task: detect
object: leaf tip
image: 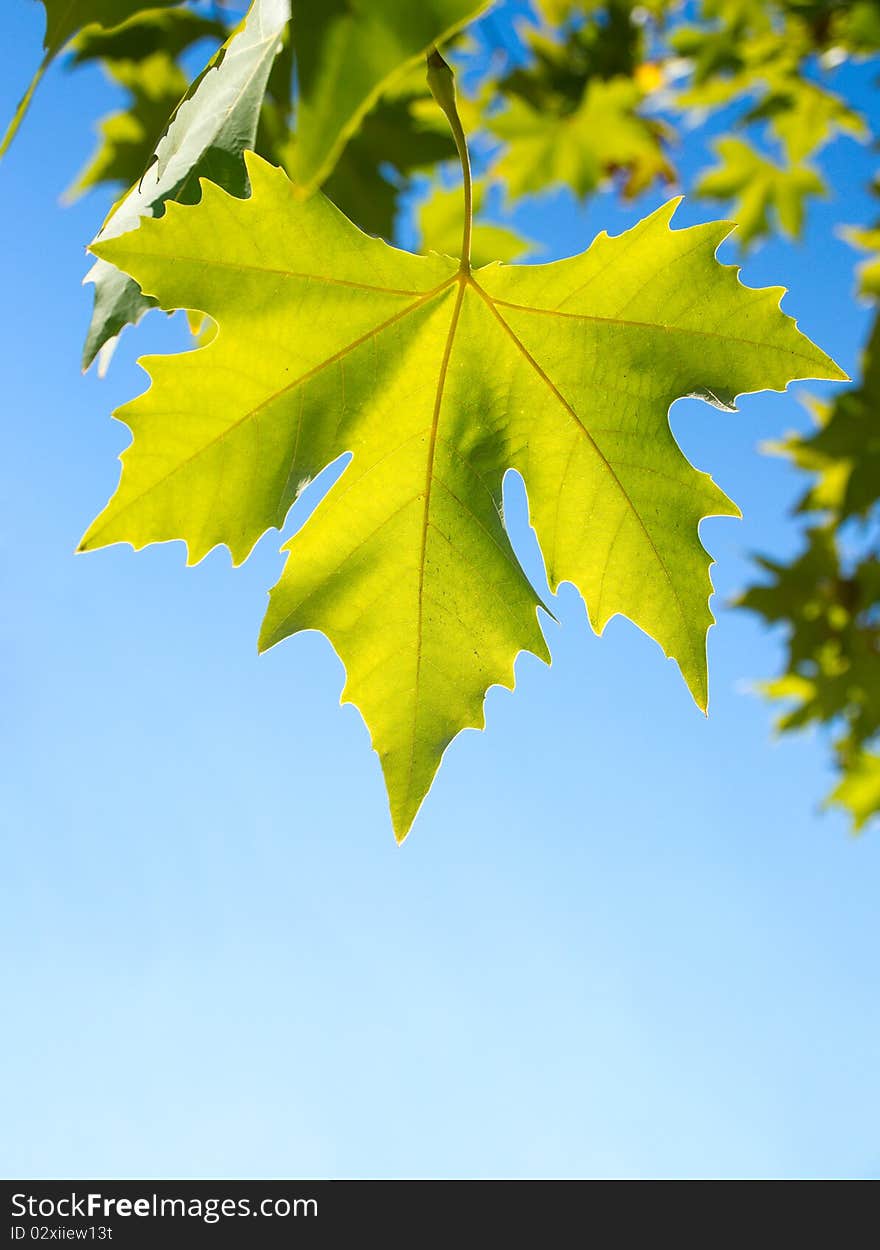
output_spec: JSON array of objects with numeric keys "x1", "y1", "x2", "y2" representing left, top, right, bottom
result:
[
  {"x1": 680, "y1": 656, "x2": 710, "y2": 716},
  {"x1": 393, "y1": 822, "x2": 413, "y2": 846},
  {"x1": 690, "y1": 676, "x2": 710, "y2": 717},
  {"x1": 76, "y1": 524, "x2": 99, "y2": 554},
  {"x1": 664, "y1": 194, "x2": 685, "y2": 220}
]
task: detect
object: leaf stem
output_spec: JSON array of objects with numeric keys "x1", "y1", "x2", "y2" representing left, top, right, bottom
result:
[{"x1": 426, "y1": 48, "x2": 473, "y2": 274}]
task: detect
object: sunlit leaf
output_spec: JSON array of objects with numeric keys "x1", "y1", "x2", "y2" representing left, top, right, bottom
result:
[
  {"x1": 828, "y1": 752, "x2": 880, "y2": 831},
  {"x1": 80, "y1": 153, "x2": 841, "y2": 838}
]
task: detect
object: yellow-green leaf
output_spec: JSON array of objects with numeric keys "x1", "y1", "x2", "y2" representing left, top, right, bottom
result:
[
  {"x1": 828, "y1": 752, "x2": 880, "y2": 832},
  {"x1": 81, "y1": 153, "x2": 843, "y2": 840}
]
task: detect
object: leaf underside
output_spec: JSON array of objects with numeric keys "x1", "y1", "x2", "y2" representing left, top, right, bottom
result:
[
  {"x1": 82, "y1": 153, "x2": 843, "y2": 839},
  {"x1": 82, "y1": 0, "x2": 290, "y2": 372}
]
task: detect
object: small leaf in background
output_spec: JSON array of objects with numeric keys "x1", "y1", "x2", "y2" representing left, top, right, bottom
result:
[
  {"x1": 746, "y1": 79, "x2": 867, "y2": 163},
  {"x1": 80, "y1": 155, "x2": 841, "y2": 839},
  {"x1": 771, "y1": 319, "x2": 880, "y2": 521},
  {"x1": 742, "y1": 315, "x2": 880, "y2": 832},
  {"x1": 843, "y1": 224, "x2": 880, "y2": 301},
  {"x1": 828, "y1": 752, "x2": 880, "y2": 832},
  {"x1": 740, "y1": 527, "x2": 880, "y2": 831},
  {"x1": 695, "y1": 137, "x2": 824, "y2": 249},
  {"x1": 288, "y1": 0, "x2": 490, "y2": 194},
  {"x1": 491, "y1": 77, "x2": 673, "y2": 202},
  {"x1": 82, "y1": 0, "x2": 290, "y2": 373}
]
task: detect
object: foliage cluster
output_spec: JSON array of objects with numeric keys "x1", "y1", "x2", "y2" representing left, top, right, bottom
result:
[{"x1": 3, "y1": 0, "x2": 876, "y2": 835}]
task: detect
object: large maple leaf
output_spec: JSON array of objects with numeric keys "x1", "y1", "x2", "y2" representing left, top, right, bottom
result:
[{"x1": 80, "y1": 148, "x2": 843, "y2": 839}]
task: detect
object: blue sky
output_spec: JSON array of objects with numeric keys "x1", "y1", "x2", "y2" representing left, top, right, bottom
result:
[{"x1": 1, "y1": 1, "x2": 878, "y2": 1180}]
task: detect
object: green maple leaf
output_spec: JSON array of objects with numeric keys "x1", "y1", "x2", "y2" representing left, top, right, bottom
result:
[
  {"x1": 288, "y1": 0, "x2": 490, "y2": 193},
  {"x1": 79, "y1": 53, "x2": 842, "y2": 840},
  {"x1": 82, "y1": 0, "x2": 290, "y2": 372},
  {"x1": 39, "y1": 0, "x2": 183, "y2": 59},
  {"x1": 1, "y1": 0, "x2": 184, "y2": 158},
  {"x1": 68, "y1": 6, "x2": 227, "y2": 66}
]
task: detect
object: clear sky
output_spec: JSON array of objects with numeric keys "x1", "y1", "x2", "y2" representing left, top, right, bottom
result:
[{"x1": 1, "y1": 2, "x2": 878, "y2": 1180}]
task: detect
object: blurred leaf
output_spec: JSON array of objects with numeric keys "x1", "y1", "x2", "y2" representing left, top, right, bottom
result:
[
  {"x1": 696, "y1": 137, "x2": 824, "y2": 249},
  {"x1": 40, "y1": 0, "x2": 184, "y2": 59},
  {"x1": 772, "y1": 316, "x2": 880, "y2": 520},
  {"x1": 741, "y1": 525, "x2": 880, "y2": 827},
  {"x1": 829, "y1": 0, "x2": 880, "y2": 54},
  {"x1": 843, "y1": 224, "x2": 880, "y2": 301},
  {"x1": 509, "y1": 1, "x2": 652, "y2": 96},
  {"x1": 69, "y1": 6, "x2": 228, "y2": 65},
  {"x1": 66, "y1": 53, "x2": 189, "y2": 202},
  {"x1": 491, "y1": 76, "x2": 674, "y2": 201},
  {"x1": 741, "y1": 526, "x2": 857, "y2": 667},
  {"x1": 671, "y1": 9, "x2": 779, "y2": 102},
  {"x1": 1, "y1": 0, "x2": 185, "y2": 158},
  {"x1": 319, "y1": 76, "x2": 459, "y2": 239},
  {"x1": 417, "y1": 180, "x2": 532, "y2": 264},
  {"x1": 828, "y1": 751, "x2": 880, "y2": 831},
  {"x1": 288, "y1": 0, "x2": 490, "y2": 194},
  {"x1": 747, "y1": 79, "x2": 867, "y2": 162},
  {"x1": 255, "y1": 44, "x2": 459, "y2": 241}
]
